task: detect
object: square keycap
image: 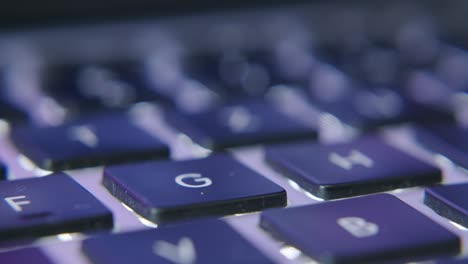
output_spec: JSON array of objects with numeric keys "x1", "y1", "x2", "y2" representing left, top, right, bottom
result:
[
  {"x1": 41, "y1": 62, "x2": 166, "y2": 113},
  {"x1": 312, "y1": 88, "x2": 452, "y2": 131},
  {"x1": 103, "y1": 155, "x2": 286, "y2": 223},
  {"x1": 165, "y1": 101, "x2": 317, "y2": 150},
  {"x1": 266, "y1": 136, "x2": 441, "y2": 199},
  {"x1": 425, "y1": 183, "x2": 468, "y2": 228},
  {"x1": 0, "y1": 173, "x2": 112, "y2": 242},
  {"x1": 10, "y1": 112, "x2": 169, "y2": 171},
  {"x1": 261, "y1": 194, "x2": 460, "y2": 264},
  {"x1": 416, "y1": 125, "x2": 468, "y2": 168},
  {"x1": 83, "y1": 219, "x2": 273, "y2": 264}
]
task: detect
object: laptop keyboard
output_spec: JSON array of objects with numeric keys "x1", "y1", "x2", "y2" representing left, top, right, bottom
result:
[{"x1": 1, "y1": 1, "x2": 468, "y2": 263}]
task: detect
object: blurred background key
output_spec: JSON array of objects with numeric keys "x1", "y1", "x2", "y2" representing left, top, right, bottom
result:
[
  {"x1": 39, "y1": 61, "x2": 169, "y2": 117},
  {"x1": 10, "y1": 112, "x2": 169, "y2": 171},
  {"x1": 165, "y1": 100, "x2": 317, "y2": 150},
  {"x1": 415, "y1": 125, "x2": 468, "y2": 169}
]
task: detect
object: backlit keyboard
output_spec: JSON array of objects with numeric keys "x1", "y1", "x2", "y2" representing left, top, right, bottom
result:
[{"x1": 1, "y1": 1, "x2": 468, "y2": 263}]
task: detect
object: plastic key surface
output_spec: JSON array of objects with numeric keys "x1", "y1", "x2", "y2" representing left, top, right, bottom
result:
[
  {"x1": 0, "y1": 173, "x2": 113, "y2": 242},
  {"x1": 10, "y1": 112, "x2": 169, "y2": 171},
  {"x1": 312, "y1": 88, "x2": 452, "y2": 131},
  {"x1": 165, "y1": 101, "x2": 317, "y2": 150},
  {"x1": 266, "y1": 136, "x2": 441, "y2": 199},
  {"x1": 83, "y1": 219, "x2": 273, "y2": 264},
  {"x1": 41, "y1": 62, "x2": 164, "y2": 113},
  {"x1": 260, "y1": 194, "x2": 460, "y2": 264},
  {"x1": 425, "y1": 183, "x2": 468, "y2": 228},
  {"x1": 416, "y1": 125, "x2": 468, "y2": 168},
  {"x1": 0, "y1": 248, "x2": 52, "y2": 264},
  {"x1": 183, "y1": 52, "x2": 281, "y2": 99},
  {"x1": 103, "y1": 154, "x2": 286, "y2": 224}
]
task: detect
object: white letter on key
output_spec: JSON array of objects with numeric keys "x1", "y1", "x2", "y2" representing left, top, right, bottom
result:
[
  {"x1": 329, "y1": 150, "x2": 374, "y2": 170},
  {"x1": 4, "y1": 195, "x2": 31, "y2": 212}
]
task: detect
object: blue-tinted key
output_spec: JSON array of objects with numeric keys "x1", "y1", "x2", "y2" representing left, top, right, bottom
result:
[
  {"x1": 184, "y1": 52, "x2": 280, "y2": 99},
  {"x1": 312, "y1": 88, "x2": 452, "y2": 131},
  {"x1": 425, "y1": 183, "x2": 468, "y2": 228},
  {"x1": 165, "y1": 101, "x2": 317, "y2": 150},
  {"x1": 10, "y1": 112, "x2": 169, "y2": 170},
  {"x1": 0, "y1": 173, "x2": 112, "y2": 242},
  {"x1": 261, "y1": 194, "x2": 460, "y2": 264},
  {"x1": 41, "y1": 62, "x2": 165, "y2": 114},
  {"x1": 103, "y1": 154, "x2": 286, "y2": 223},
  {"x1": 0, "y1": 248, "x2": 52, "y2": 264},
  {"x1": 416, "y1": 125, "x2": 468, "y2": 168},
  {"x1": 266, "y1": 136, "x2": 441, "y2": 199},
  {"x1": 83, "y1": 219, "x2": 273, "y2": 264}
]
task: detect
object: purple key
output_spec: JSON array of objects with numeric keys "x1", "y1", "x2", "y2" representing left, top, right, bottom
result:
[
  {"x1": 416, "y1": 125, "x2": 468, "y2": 168},
  {"x1": 184, "y1": 52, "x2": 274, "y2": 98},
  {"x1": 10, "y1": 112, "x2": 169, "y2": 171},
  {"x1": 312, "y1": 88, "x2": 452, "y2": 131},
  {"x1": 425, "y1": 183, "x2": 468, "y2": 228},
  {"x1": 0, "y1": 173, "x2": 112, "y2": 242},
  {"x1": 266, "y1": 136, "x2": 441, "y2": 199},
  {"x1": 41, "y1": 62, "x2": 168, "y2": 114},
  {"x1": 0, "y1": 248, "x2": 52, "y2": 264},
  {"x1": 103, "y1": 154, "x2": 286, "y2": 224},
  {"x1": 83, "y1": 219, "x2": 273, "y2": 264},
  {"x1": 165, "y1": 101, "x2": 317, "y2": 150},
  {"x1": 260, "y1": 194, "x2": 460, "y2": 264}
]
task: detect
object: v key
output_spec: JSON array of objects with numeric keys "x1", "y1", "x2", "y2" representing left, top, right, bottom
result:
[{"x1": 153, "y1": 237, "x2": 196, "y2": 264}]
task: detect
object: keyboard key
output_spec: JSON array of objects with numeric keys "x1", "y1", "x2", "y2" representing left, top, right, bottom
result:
[
  {"x1": 83, "y1": 219, "x2": 273, "y2": 264},
  {"x1": 10, "y1": 112, "x2": 169, "y2": 171},
  {"x1": 313, "y1": 88, "x2": 452, "y2": 131},
  {"x1": 260, "y1": 194, "x2": 460, "y2": 264},
  {"x1": 0, "y1": 248, "x2": 52, "y2": 264},
  {"x1": 0, "y1": 173, "x2": 112, "y2": 242},
  {"x1": 416, "y1": 125, "x2": 468, "y2": 168},
  {"x1": 184, "y1": 52, "x2": 277, "y2": 99},
  {"x1": 103, "y1": 155, "x2": 286, "y2": 223},
  {"x1": 41, "y1": 62, "x2": 164, "y2": 114},
  {"x1": 266, "y1": 136, "x2": 441, "y2": 199},
  {"x1": 425, "y1": 183, "x2": 468, "y2": 228},
  {"x1": 165, "y1": 101, "x2": 317, "y2": 150}
]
